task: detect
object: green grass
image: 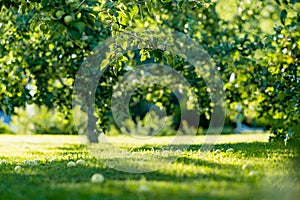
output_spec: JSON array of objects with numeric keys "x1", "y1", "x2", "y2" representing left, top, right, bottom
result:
[{"x1": 0, "y1": 134, "x2": 298, "y2": 200}]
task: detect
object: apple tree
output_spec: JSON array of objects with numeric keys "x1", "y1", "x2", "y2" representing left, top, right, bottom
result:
[{"x1": 0, "y1": 0, "x2": 299, "y2": 144}]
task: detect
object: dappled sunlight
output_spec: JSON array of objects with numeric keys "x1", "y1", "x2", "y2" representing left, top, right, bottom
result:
[
  {"x1": 0, "y1": 135, "x2": 296, "y2": 199},
  {"x1": 0, "y1": 0, "x2": 299, "y2": 199}
]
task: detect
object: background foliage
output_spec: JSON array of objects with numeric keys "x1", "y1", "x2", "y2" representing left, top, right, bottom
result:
[{"x1": 10, "y1": 105, "x2": 78, "y2": 135}]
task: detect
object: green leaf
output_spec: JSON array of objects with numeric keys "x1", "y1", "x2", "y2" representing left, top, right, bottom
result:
[
  {"x1": 282, "y1": 0, "x2": 289, "y2": 5},
  {"x1": 72, "y1": 21, "x2": 86, "y2": 34},
  {"x1": 68, "y1": 27, "x2": 81, "y2": 40},
  {"x1": 107, "y1": 2, "x2": 116, "y2": 8},
  {"x1": 145, "y1": 0, "x2": 153, "y2": 15},
  {"x1": 29, "y1": 19, "x2": 38, "y2": 31},
  {"x1": 3, "y1": 0, "x2": 12, "y2": 9},
  {"x1": 290, "y1": 0, "x2": 298, "y2": 4},
  {"x1": 177, "y1": 0, "x2": 184, "y2": 8},
  {"x1": 280, "y1": 9, "x2": 287, "y2": 25},
  {"x1": 138, "y1": 4, "x2": 144, "y2": 20},
  {"x1": 41, "y1": 0, "x2": 49, "y2": 7},
  {"x1": 120, "y1": 7, "x2": 131, "y2": 20},
  {"x1": 129, "y1": 4, "x2": 139, "y2": 20}
]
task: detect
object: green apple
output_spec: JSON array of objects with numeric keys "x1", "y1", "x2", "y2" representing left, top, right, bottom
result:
[
  {"x1": 214, "y1": 149, "x2": 222, "y2": 154},
  {"x1": 39, "y1": 23, "x2": 48, "y2": 31},
  {"x1": 116, "y1": 52, "x2": 123, "y2": 59},
  {"x1": 67, "y1": 161, "x2": 76, "y2": 167},
  {"x1": 66, "y1": 41, "x2": 73, "y2": 47},
  {"x1": 64, "y1": 15, "x2": 73, "y2": 25},
  {"x1": 0, "y1": 160, "x2": 7, "y2": 165},
  {"x1": 76, "y1": 159, "x2": 86, "y2": 166},
  {"x1": 55, "y1": 10, "x2": 65, "y2": 18},
  {"x1": 226, "y1": 148, "x2": 234, "y2": 153},
  {"x1": 91, "y1": 173, "x2": 105, "y2": 183},
  {"x1": 163, "y1": 51, "x2": 170, "y2": 57},
  {"x1": 111, "y1": 23, "x2": 119, "y2": 31},
  {"x1": 14, "y1": 166, "x2": 22, "y2": 172}
]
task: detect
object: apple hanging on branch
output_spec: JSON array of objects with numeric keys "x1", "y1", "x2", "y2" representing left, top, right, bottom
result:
[{"x1": 64, "y1": 15, "x2": 74, "y2": 26}]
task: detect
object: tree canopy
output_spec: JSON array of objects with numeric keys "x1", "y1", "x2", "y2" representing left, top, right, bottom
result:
[{"x1": 0, "y1": 0, "x2": 299, "y2": 142}]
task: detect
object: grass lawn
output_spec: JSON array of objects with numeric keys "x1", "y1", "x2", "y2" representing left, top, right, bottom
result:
[{"x1": 0, "y1": 133, "x2": 298, "y2": 200}]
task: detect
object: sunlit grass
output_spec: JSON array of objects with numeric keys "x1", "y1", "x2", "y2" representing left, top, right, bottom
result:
[{"x1": 0, "y1": 134, "x2": 297, "y2": 200}]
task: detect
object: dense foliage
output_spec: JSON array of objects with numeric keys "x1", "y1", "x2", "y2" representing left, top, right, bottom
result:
[{"x1": 0, "y1": 0, "x2": 299, "y2": 142}]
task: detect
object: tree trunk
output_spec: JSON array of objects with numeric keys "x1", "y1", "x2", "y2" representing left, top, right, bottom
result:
[{"x1": 87, "y1": 107, "x2": 98, "y2": 143}]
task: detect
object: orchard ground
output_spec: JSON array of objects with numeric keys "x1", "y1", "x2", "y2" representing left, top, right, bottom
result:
[{"x1": 0, "y1": 133, "x2": 298, "y2": 200}]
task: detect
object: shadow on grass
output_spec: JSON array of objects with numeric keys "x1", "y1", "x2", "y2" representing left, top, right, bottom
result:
[
  {"x1": 0, "y1": 141, "x2": 288, "y2": 200},
  {"x1": 130, "y1": 141, "x2": 288, "y2": 158},
  {"x1": 0, "y1": 162, "x2": 250, "y2": 200}
]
